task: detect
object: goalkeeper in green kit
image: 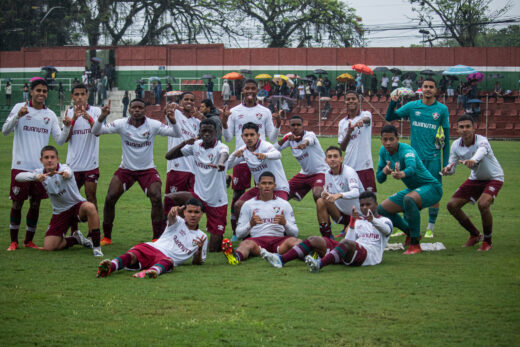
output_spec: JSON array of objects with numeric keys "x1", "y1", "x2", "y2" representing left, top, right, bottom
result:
[{"x1": 386, "y1": 78, "x2": 449, "y2": 238}]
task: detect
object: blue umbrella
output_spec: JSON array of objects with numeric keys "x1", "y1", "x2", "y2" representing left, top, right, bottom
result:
[
  {"x1": 467, "y1": 99, "x2": 482, "y2": 104},
  {"x1": 91, "y1": 57, "x2": 102, "y2": 63},
  {"x1": 149, "y1": 76, "x2": 161, "y2": 81},
  {"x1": 443, "y1": 65, "x2": 477, "y2": 75}
]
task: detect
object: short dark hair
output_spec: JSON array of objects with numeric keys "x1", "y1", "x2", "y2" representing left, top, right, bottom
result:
[
  {"x1": 180, "y1": 91, "x2": 195, "y2": 100},
  {"x1": 422, "y1": 78, "x2": 437, "y2": 88},
  {"x1": 457, "y1": 114, "x2": 475, "y2": 124},
  {"x1": 359, "y1": 191, "x2": 377, "y2": 203},
  {"x1": 290, "y1": 115, "x2": 303, "y2": 122},
  {"x1": 242, "y1": 122, "x2": 259, "y2": 133},
  {"x1": 201, "y1": 98, "x2": 214, "y2": 108},
  {"x1": 71, "y1": 83, "x2": 88, "y2": 94},
  {"x1": 243, "y1": 78, "x2": 258, "y2": 87},
  {"x1": 200, "y1": 118, "x2": 216, "y2": 129},
  {"x1": 381, "y1": 124, "x2": 398, "y2": 137},
  {"x1": 129, "y1": 98, "x2": 145, "y2": 106},
  {"x1": 41, "y1": 145, "x2": 58, "y2": 157},
  {"x1": 259, "y1": 171, "x2": 275, "y2": 182},
  {"x1": 31, "y1": 79, "x2": 48, "y2": 90},
  {"x1": 344, "y1": 90, "x2": 359, "y2": 97},
  {"x1": 325, "y1": 145, "x2": 342, "y2": 157},
  {"x1": 185, "y1": 198, "x2": 204, "y2": 212}
]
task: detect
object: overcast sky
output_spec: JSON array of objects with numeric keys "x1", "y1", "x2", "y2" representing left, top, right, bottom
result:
[{"x1": 347, "y1": 0, "x2": 520, "y2": 47}]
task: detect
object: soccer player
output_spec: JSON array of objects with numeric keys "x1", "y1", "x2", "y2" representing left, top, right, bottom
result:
[
  {"x1": 15, "y1": 146, "x2": 102, "y2": 256},
  {"x1": 317, "y1": 146, "x2": 364, "y2": 239},
  {"x1": 275, "y1": 115, "x2": 328, "y2": 202},
  {"x1": 262, "y1": 191, "x2": 392, "y2": 270},
  {"x1": 221, "y1": 79, "x2": 282, "y2": 234},
  {"x1": 442, "y1": 115, "x2": 504, "y2": 251},
  {"x1": 92, "y1": 98, "x2": 180, "y2": 244},
  {"x1": 376, "y1": 125, "x2": 443, "y2": 254},
  {"x1": 386, "y1": 78, "x2": 449, "y2": 238},
  {"x1": 228, "y1": 122, "x2": 290, "y2": 220},
  {"x1": 165, "y1": 119, "x2": 229, "y2": 252},
  {"x1": 222, "y1": 172, "x2": 300, "y2": 265},
  {"x1": 96, "y1": 199, "x2": 207, "y2": 279},
  {"x1": 338, "y1": 90, "x2": 376, "y2": 192},
  {"x1": 2, "y1": 79, "x2": 70, "y2": 251}
]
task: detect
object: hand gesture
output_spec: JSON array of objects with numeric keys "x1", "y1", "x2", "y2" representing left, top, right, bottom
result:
[
  {"x1": 101, "y1": 100, "x2": 111, "y2": 118},
  {"x1": 391, "y1": 162, "x2": 405, "y2": 180},
  {"x1": 220, "y1": 105, "x2": 231, "y2": 125},
  {"x1": 366, "y1": 209, "x2": 374, "y2": 222},
  {"x1": 351, "y1": 206, "x2": 360, "y2": 221},
  {"x1": 326, "y1": 193, "x2": 341, "y2": 202},
  {"x1": 294, "y1": 141, "x2": 308, "y2": 150},
  {"x1": 18, "y1": 101, "x2": 29, "y2": 118},
  {"x1": 354, "y1": 120, "x2": 364, "y2": 128},
  {"x1": 73, "y1": 104, "x2": 84, "y2": 120},
  {"x1": 287, "y1": 134, "x2": 302, "y2": 143},
  {"x1": 321, "y1": 190, "x2": 330, "y2": 199},
  {"x1": 459, "y1": 159, "x2": 476, "y2": 168},
  {"x1": 194, "y1": 235, "x2": 207, "y2": 248},
  {"x1": 272, "y1": 110, "x2": 282, "y2": 127},
  {"x1": 391, "y1": 94, "x2": 399, "y2": 102},
  {"x1": 234, "y1": 148, "x2": 245, "y2": 158},
  {"x1": 250, "y1": 211, "x2": 262, "y2": 227},
  {"x1": 36, "y1": 173, "x2": 47, "y2": 182},
  {"x1": 253, "y1": 152, "x2": 267, "y2": 160},
  {"x1": 382, "y1": 161, "x2": 393, "y2": 175},
  {"x1": 274, "y1": 211, "x2": 286, "y2": 226},
  {"x1": 62, "y1": 114, "x2": 72, "y2": 127},
  {"x1": 441, "y1": 162, "x2": 456, "y2": 176},
  {"x1": 184, "y1": 137, "x2": 196, "y2": 146},
  {"x1": 57, "y1": 171, "x2": 70, "y2": 179},
  {"x1": 164, "y1": 103, "x2": 176, "y2": 124},
  {"x1": 168, "y1": 205, "x2": 184, "y2": 225}
]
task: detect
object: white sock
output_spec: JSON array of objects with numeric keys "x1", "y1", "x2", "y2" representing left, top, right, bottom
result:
[{"x1": 427, "y1": 223, "x2": 435, "y2": 231}]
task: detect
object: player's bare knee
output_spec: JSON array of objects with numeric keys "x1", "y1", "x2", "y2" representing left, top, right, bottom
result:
[
  {"x1": 477, "y1": 200, "x2": 491, "y2": 212},
  {"x1": 340, "y1": 239, "x2": 356, "y2": 251},
  {"x1": 307, "y1": 235, "x2": 322, "y2": 247}
]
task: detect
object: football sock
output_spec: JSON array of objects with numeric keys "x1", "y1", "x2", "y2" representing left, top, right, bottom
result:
[
  {"x1": 24, "y1": 227, "x2": 36, "y2": 244},
  {"x1": 10, "y1": 208, "x2": 22, "y2": 243},
  {"x1": 483, "y1": 223, "x2": 492, "y2": 244},
  {"x1": 282, "y1": 239, "x2": 313, "y2": 263},
  {"x1": 149, "y1": 259, "x2": 173, "y2": 276},
  {"x1": 152, "y1": 220, "x2": 166, "y2": 239},
  {"x1": 483, "y1": 234, "x2": 492, "y2": 245},
  {"x1": 64, "y1": 236, "x2": 78, "y2": 249},
  {"x1": 377, "y1": 204, "x2": 409, "y2": 232},
  {"x1": 70, "y1": 219, "x2": 79, "y2": 235},
  {"x1": 91, "y1": 228, "x2": 101, "y2": 247},
  {"x1": 235, "y1": 250, "x2": 244, "y2": 262},
  {"x1": 403, "y1": 196, "x2": 421, "y2": 239},
  {"x1": 25, "y1": 207, "x2": 39, "y2": 242},
  {"x1": 320, "y1": 243, "x2": 349, "y2": 268},
  {"x1": 102, "y1": 222, "x2": 113, "y2": 239},
  {"x1": 458, "y1": 217, "x2": 480, "y2": 236},
  {"x1": 111, "y1": 253, "x2": 133, "y2": 271},
  {"x1": 319, "y1": 223, "x2": 332, "y2": 239},
  {"x1": 428, "y1": 207, "x2": 439, "y2": 227}
]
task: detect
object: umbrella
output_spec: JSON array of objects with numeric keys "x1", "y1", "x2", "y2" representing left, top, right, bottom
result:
[
  {"x1": 390, "y1": 87, "x2": 415, "y2": 97},
  {"x1": 255, "y1": 73, "x2": 272, "y2": 80},
  {"x1": 91, "y1": 57, "x2": 102, "y2": 63},
  {"x1": 420, "y1": 69, "x2": 436, "y2": 75},
  {"x1": 443, "y1": 65, "x2": 477, "y2": 75},
  {"x1": 239, "y1": 69, "x2": 252, "y2": 75},
  {"x1": 273, "y1": 74, "x2": 289, "y2": 81},
  {"x1": 306, "y1": 74, "x2": 316, "y2": 79},
  {"x1": 41, "y1": 66, "x2": 57, "y2": 72},
  {"x1": 373, "y1": 67, "x2": 389, "y2": 73},
  {"x1": 166, "y1": 91, "x2": 183, "y2": 96},
  {"x1": 467, "y1": 99, "x2": 482, "y2": 104},
  {"x1": 336, "y1": 73, "x2": 355, "y2": 83},
  {"x1": 149, "y1": 76, "x2": 161, "y2": 81},
  {"x1": 286, "y1": 74, "x2": 300, "y2": 79},
  {"x1": 352, "y1": 64, "x2": 373, "y2": 75},
  {"x1": 319, "y1": 96, "x2": 331, "y2": 101},
  {"x1": 222, "y1": 72, "x2": 244, "y2": 80},
  {"x1": 489, "y1": 73, "x2": 503, "y2": 79},
  {"x1": 402, "y1": 71, "x2": 417, "y2": 80},
  {"x1": 415, "y1": 88, "x2": 423, "y2": 94},
  {"x1": 313, "y1": 69, "x2": 327, "y2": 75},
  {"x1": 201, "y1": 74, "x2": 216, "y2": 79},
  {"x1": 466, "y1": 72, "x2": 485, "y2": 82},
  {"x1": 390, "y1": 68, "x2": 402, "y2": 75}
]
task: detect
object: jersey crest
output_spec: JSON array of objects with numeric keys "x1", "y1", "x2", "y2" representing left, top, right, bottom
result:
[
  {"x1": 43, "y1": 117, "x2": 50, "y2": 124},
  {"x1": 432, "y1": 112, "x2": 440, "y2": 120},
  {"x1": 273, "y1": 206, "x2": 281, "y2": 214},
  {"x1": 256, "y1": 113, "x2": 263, "y2": 120}
]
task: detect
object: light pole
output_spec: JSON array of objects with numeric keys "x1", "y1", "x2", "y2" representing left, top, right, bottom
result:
[{"x1": 419, "y1": 29, "x2": 430, "y2": 47}]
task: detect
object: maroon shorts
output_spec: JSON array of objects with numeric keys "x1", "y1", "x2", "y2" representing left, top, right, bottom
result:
[
  {"x1": 165, "y1": 170, "x2": 195, "y2": 194},
  {"x1": 45, "y1": 202, "x2": 85, "y2": 237},
  {"x1": 74, "y1": 168, "x2": 100, "y2": 189},
  {"x1": 289, "y1": 173, "x2": 325, "y2": 200},
  {"x1": 323, "y1": 237, "x2": 340, "y2": 250},
  {"x1": 345, "y1": 242, "x2": 368, "y2": 267},
  {"x1": 248, "y1": 236, "x2": 291, "y2": 253},
  {"x1": 356, "y1": 168, "x2": 377, "y2": 193},
  {"x1": 231, "y1": 163, "x2": 252, "y2": 190},
  {"x1": 239, "y1": 188, "x2": 289, "y2": 202},
  {"x1": 452, "y1": 179, "x2": 503, "y2": 201},
  {"x1": 334, "y1": 213, "x2": 350, "y2": 226},
  {"x1": 192, "y1": 192, "x2": 227, "y2": 236},
  {"x1": 10, "y1": 169, "x2": 48, "y2": 201},
  {"x1": 129, "y1": 243, "x2": 173, "y2": 270},
  {"x1": 114, "y1": 168, "x2": 161, "y2": 193}
]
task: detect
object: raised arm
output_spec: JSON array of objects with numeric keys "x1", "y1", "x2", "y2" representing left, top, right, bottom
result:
[
  {"x1": 385, "y1": 95, "x2": 408, "y2": 121},
  {"x1": 2, "y1": 103, "x2": 27, "y2": 135},
  {"x1": 165, "y1": 138, "x2": 195, "y2": 160},
  {"x1": 266, "y1": 111, "x2": 281, "y2": 143}
]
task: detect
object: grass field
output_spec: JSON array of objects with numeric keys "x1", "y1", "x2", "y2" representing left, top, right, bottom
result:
[{"x1": 1, "y1": 133, "x2": 519, "y2": 346}]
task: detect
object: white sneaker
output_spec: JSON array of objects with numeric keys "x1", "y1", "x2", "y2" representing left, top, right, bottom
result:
[
  {"x1": 93, "y1": 246, "x2": 103, "y2": 257},
  {"x1": 305, "y1": 255, "x2": 321, "y2": 273},
  {"x1": 73, "y1": 230, "x2": 93, "y2": 249},
  {"x1": 261, "y1": 248, "x2": 283, "y2": 268}
]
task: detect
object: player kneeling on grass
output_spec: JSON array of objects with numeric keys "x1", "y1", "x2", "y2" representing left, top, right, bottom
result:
[
  {"x1": 442, "y1": 115, "x2": 504, "y2": 251},
  {"x1": 222, "y1": 171, "x2": 300, "y2": 265},
  {"x1": 15, "y1": 146, "x2": 102, "y2": 256},
  {"x1": 262, "y1": 191, "x2": 392, "y2": 271},
  {"x1": 97, "y1": 199, "x2": 207, "y2": 279}
]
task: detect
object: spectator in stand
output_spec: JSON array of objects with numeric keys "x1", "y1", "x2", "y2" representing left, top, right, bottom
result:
[
  {"x1": 305, "y1": 82, "x2": 312, "y2": 107},
  {"x1": 258, "y1": 85, "x2": 268, "y2": 99},
  {"x1": 355, "y1": 74, "x2": 363, "y2": 94},
  {"x1": 370, "y1": 75, "x2": 378, "y2": 96},
  {"x1": 82, "y1": 71, "x2": 88, "y2": 84},
  {"x1": 150, "y1": 81, "x2": 157, "y2": 105},
  {"x1": 166, "y1": 82, "x2": 173, "y2": 92},
  {"x1": 222, "y1": 80, "x2": 231, "y2": 105},
  {"x1": 155, "y1": 81, "x2": 162, "y2": 106},
  {"x1": 5, "y1": 81, "x2": 12, "y2": 106},
  {"x1": 323, "y1": 77, "x2": 331, "y2": 97},
  {"x1": 298, "y1": 82, "x2": 305, "y2": 106},
  {"x1": 391, "y1": 73, "x2": 400, "y2": 91},
  {"x1": 447, "y1": 80, "x2": 455, "y2": 97},
  {"x1": 439, "y1": 76, "x2": 447, "y2": 96},
  {"x1": 22, "y1": 83, "x2": 29, "y2": 102},
  {"x1": 336, "y1": 83, "x2": 344, "y2": 99},
  {"x1": 199, "y1": 98, "x2": 223, "y2": 141},
  {"x1": 72, "y1": 78, "x2": 80, "y2": 88},
  {"x1": 96, "y1": 78, "x2": 104, "y2": 106},
  {"x1": 469, "y1": 80, "x2": 478, "y2": 100},
  {"x1": 381, "y1": 74, "x2": 389, "y2": 96},
  {"x1": 493, "y1": 81, "x2": 503, "y2": 98},
  {"x1": 122, "y1": 91, "x2": 129, "y2": 118},
  {"x1": 58, "y1": 82, "x2": 64, "y2": 107},
  {"x1": 402, "y1": 76, "x2": 413, "y2": 90},
  {"x1": 280, "y1": 80, "x2": 289, "y2": 96},
  {"x1": 135, "y1": 83, "x2": 143, "y2": 102},
  {"x1": 263, "y1": 80, "x2": 271, "y2": 95},
  {"x1": 102, "y1": 72, "x2": 108, "y2": 100},
  {"x1": 317, "y1": 77, "x2": 324, "y2": 96},
  {"x1": 205, "y1": 78, "x2": 214, "y2": 104},
  {"x1": 417, "y1": 76, "x2": 424, "y2": 90}
]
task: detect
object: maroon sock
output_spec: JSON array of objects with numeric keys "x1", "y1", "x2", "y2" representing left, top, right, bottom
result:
[
  {"x1": 152, "y1": 220, "x2": 166, "y2": 239},
  {"x1": 70, "y1": 219, "x2": 79, "y2": 235},
  {"x1": 320, "y1": 243, "x2": 348, "y2": 268},
  {"x1": 112, "y1": 252, "x2": 133, "y2": 271},
  {"x1": 25, "y1": 207, "x2": 39, "y2": 230},
  {"x1": 149, "y1": 259, "x2": 173, "y2": 275},
  {"x1": 64, "y1": 236, "x2": 78, "y2": 249},
  {"x1": 91, "y1": 229, "x2": 101, "y2": 247},
  {"x1": 10, "y1": 228, "x2": 19, "y2": 243},
  {"x1": 282, "y1": 240, "x2": 313, "y2": 263},
  {"x1": 103, "y1": 222, "x2": 113, "y2": 239},
  {"x1": 319, "y1": 223, "x2": 332, "y2": 239},
  {"x1": 10, "y1": 208, "x2": 22, "y2": 243},
  {"x1": 458, "y1": 217, "x2": 480, "y2": 236},
  {"x1": 483, "y1": 223, "x2": 492, "y2": 244},
  {"x1": 235, "y1": 250, "x2": 244, "y2": 262}
]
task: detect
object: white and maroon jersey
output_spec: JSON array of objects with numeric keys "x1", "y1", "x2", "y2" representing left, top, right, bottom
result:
[
  {"x1": 228, "y1": 139, "x2": 289, "y2": 192},
  {"x1": 223, "y1": 103, "x2": 280, "y2": 148},
  {"x1": 345, "y1": 216, "x2": 393, "y2": 266},
  {"x1": 15, "y1": 164, "x2": 85, "y2": 214},
  {"x1": 275, "y1": 131, "x2": 328, "y2": 175},
  {"x1": 166, "y1": 110, "x2": 200, "y2": 173},
  {"x1": 64, "y1": 105, "x2": 100, "y2": 172},
  {"x1": 92, "y1": 117, "x2": 179, "y2": 171},
  {"x1": 3, "y1": 102, "x2": 69, "y2": 171},
  {"x1": 338, "y1": 111, "x2": 373, "y2": 171},
  {"x1": 324, "y1": 165, "x2": 365, "y2": 215},
  {"x1": 447, "y1": 135, "x2": 504, "y2": 182},
  {"x1": 147, "y1": 216, "x2": 207, "y2": 266},
  {"x1": 236, "y1": 196, "x2": 298, "y2": 239},
  {"x1": 181, "y1": 139, "x2": 229, "y2": 207}
]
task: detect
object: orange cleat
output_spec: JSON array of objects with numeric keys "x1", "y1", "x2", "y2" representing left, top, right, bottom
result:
[
  {"x1": 477, "y1": 241, "x2": 492, "y2": 252},
  {"x1": 24, "y1": 241, "x2": 43, "y2": 250},
  {"x1": 463, "y1": 234, "x2": 482, "y2": 247},
  {"x1": 152, "y1": 238, "x2": 158, "y2": 242},
  {"x1": 7, "y1": 241, "x2": 18, "y2": 251},
  {"x1": 100, "y1": 237, "x2": 112, "y2": 246},
  {"x1": 403, "y1": 244, "x2": 422, "y2": 255}
]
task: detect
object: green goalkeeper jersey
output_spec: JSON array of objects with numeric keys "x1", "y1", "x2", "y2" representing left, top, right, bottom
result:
[{"x1": 386, "y1": 99, "x2": 450, "y2": 167}]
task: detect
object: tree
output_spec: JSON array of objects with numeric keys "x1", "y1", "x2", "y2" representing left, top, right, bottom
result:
[
  {"x1": 475, "y1": 25, "x2": 520, "y2": 47},
  {"x1": 230, "y1": 0, "x2": 364, "y2": 48},
  {"x1": 408, "y1": 0, "x2": 512, "y2": 47}
]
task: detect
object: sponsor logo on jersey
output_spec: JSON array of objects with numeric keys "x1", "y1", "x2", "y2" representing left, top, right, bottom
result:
[
  {"x1": 238, "y1": 114, "x2": 244, "y2": 119},
  {"x1": 26, "y1": 115, "x2": 32, "y2": 120},
  {"x1": 316, "y1": 179, "x2": 323, "y2": 184},
  {"x1": 432, "y1": 112, "x2": 440, "y2": 120}
]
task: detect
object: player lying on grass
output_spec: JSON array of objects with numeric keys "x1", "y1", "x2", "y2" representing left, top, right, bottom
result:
[
  {"x1": 222, "y1": 171, "x2": 300, "y2": 265},
  {"x1": 15, "y1": 146, "x2": 102, "y2": 256},
  {"x1": 316, "y1": 146, "x2": 364, "y2": 239},
  {"x1": 97, "y1": 199, "x2": 207, "y2": 279},
  {"x1": 376, "y1": 124, "x2": 443, "y2": 254},
  {"x1": 261, "y1": 191, "x2": 392, "y2": 271},
  {"x1": 442, "y1": 115, "x2": 504, "y2": 251}
]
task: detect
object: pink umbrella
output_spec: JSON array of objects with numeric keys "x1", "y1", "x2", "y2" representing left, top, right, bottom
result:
[{"x1": 466, "y1": 72, "x2": 485, "y2": 82}]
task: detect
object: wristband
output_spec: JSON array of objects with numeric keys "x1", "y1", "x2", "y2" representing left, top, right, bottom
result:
[{"x1": 349, "y1": 214, "x2": 356, "y2": 228}]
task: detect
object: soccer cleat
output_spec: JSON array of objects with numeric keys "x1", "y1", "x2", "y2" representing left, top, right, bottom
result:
[
  {"x1": 334, "y1": 231, "x2": 346, "y2": 240},
  {"x1": 96, "y1": 259, "x2": 112, "y2": 278},
  {"x1": 477, "y1": 241, "x2": 492, "y2": 252},
  {"x1": 152, "y1": 238, "x2": 158, "y2": 242},
  {"x1": 100, "y1": 237, "x2": 112, "y2": 246},
  {"x1": 305, "y1": 255, "x2": 321, "y2": 273},
  {"x1": 93, "y1": 247, "x2": 103, "y2": 257},
  {"x1": 73, "y1": 230, "x2": 93, "y2": 249},
  {"x1": 145, "y1": 269, "x2": 158, "y2": 278},
  {"x1": 7, "y1": 241, "x2": 19, "y2": 251},
  {"x1": 404, "y1": 236, "x2": 411, "y2": 247},
  {"x1": 463, "y1": 234, "x2": 482, "y2": 247},
  {"x1": 391, "y1": 230, "x2": 405, "y2": 238},
  {"x1": 132, "y1": 270, "x2": 147, "y2": 278},
  {"x1": 424, "y1": 229, "x2": 434, "y2": 238},
  {"x1": 403, "y1": 244, "x2": 422, "y2": 255},
  {"x1": 222, "y1": 238, "x2": 239, "y2": 265},
  {"x1": 23, "y1": 241, "x2": 43, "y2": 250},
  {"x1": 260, "y1": 248, "x2": 283, "y2": 268}
]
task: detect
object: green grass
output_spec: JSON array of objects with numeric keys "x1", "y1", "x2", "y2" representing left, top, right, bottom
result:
[{"x1": 1, "y1": 134, "x2": 519, "y2": 346}]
